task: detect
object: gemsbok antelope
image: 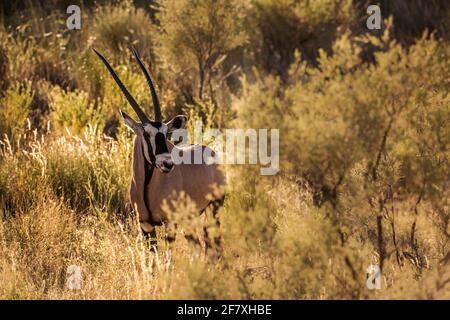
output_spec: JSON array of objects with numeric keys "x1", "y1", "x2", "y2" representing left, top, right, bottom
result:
[{"x1": 94, "y1": 47, "x2": 225, "y2": 249}]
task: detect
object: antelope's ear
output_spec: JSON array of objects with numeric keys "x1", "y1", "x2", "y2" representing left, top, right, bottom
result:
[
  {"x1": 167, "y1": 115, "x2": 187, "y2": 133},
  {"x1": 120, "y1": 110, "x2": 140, "y2": 132}
]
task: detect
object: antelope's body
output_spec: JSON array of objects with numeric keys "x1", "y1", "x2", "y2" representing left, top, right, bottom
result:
[
  {"x1": 94, "y1": 47, "x2": 226, "y2": 242},
  {"x1": 131, "y1": 134, "x2": 225, "y2": 233}
]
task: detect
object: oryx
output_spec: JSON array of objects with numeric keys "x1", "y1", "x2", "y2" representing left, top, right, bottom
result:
[{"x1": 94, "y1": 48, "x2": 225, "y2": 248}]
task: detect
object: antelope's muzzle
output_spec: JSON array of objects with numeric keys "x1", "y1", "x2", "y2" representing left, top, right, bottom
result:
[{"x1": 156, "y1": 153, "x2": 174, "y2": 173}]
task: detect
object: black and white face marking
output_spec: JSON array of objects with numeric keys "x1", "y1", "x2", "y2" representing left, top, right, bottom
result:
[
  {"x1": 121, "y1": 110, "x2": 188, "y2": 174},
  {"x1": 143, "y1": 122, "x2": 174, "y2": 173}
]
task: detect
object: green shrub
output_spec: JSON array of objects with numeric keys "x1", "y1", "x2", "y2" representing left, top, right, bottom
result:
[
  {"x1": 156, "y1": 0, "x2": 247, "y2": 104},
  {"x1": 93, "y1": 1, "x2": 154, "y2": 59},
  {"x1": 0, "y1": 127, "x2": 130, "y2": 215},
  {"x1": 234, "y1": 29, "x2": 449, "y2": 294},
  {"x1": 0, "y1": 82, "x2": 34, "y2": 140},
  {"x1": 248, "y1": 0, "x2": 354, "y2": 79},
  {"x1": 49, "y1": 86, "x2": 106, "y2": 134}
]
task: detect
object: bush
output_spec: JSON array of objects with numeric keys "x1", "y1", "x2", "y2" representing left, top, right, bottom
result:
[
  {"x1": 93, "y1": 1, "x2": 155, "y2": 60},
  {"x1": 0, "y1": 82, "x2": 34, "y2": 140},
  {"x1": 0, "y1": 127, "x2": 130, "y2": 215},
  {"x1": 156, "y1": 0, "x2": 247, "y2": 105},
  {"x1": 234, "y1": 29, "x2": 450, "y2": 295},
  {"x1": 247, "y1": 0, "x2": 354, "y2": 79},
  {"x1": 49, "y1": 86, "x2": 106, "y2": 134}
]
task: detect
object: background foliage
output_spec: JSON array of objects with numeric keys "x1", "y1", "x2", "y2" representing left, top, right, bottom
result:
[{"x1": 0, "y1": 0, "x2": 448, "y2": 299}]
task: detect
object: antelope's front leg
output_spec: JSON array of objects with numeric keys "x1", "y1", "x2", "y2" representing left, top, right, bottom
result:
[
  {"x1": 165, "y1": 222, "x2": 177, "y2": 245},
  {"x1": 141, "y1": 224, "x2": 158, "y2": 252}
]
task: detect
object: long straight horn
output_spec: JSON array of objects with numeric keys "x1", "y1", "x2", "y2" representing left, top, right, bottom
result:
[
  {"x1": 93, "y1": 48, "x2": 150, "y2": 123},
  {"x1": 131, "y1": 47, "x2": 162, "y2": 122}
]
